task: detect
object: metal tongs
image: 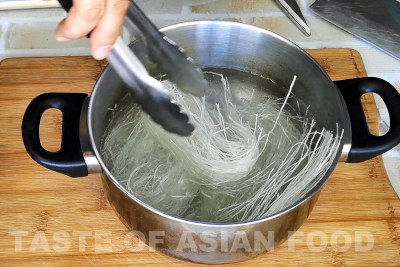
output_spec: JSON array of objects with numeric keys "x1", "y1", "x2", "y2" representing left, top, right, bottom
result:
[{"x1": 58, "y1": 0, "x2": 207, "y2": 136}]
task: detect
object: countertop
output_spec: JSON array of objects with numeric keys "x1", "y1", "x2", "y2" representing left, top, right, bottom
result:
[
  {"x1": 0, "y1": 0, "x2": 399, "y2": 194},
  {"x1": 1, "y1": 50, "x2": 400, "y2": 266}
]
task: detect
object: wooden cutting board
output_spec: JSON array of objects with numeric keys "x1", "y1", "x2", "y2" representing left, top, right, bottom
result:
[{"x1": 0, "y1": 49, "x2": 399, "y2": 266}]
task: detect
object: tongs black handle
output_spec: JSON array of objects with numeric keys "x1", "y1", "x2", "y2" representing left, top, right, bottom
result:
[{"x1": 58, "y1": 0, "x2": 73, "y2": 12}]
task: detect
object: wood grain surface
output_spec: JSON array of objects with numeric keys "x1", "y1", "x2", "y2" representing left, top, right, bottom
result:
[{"x1": 0, "y1": 49, "x2": 399, "y2": 266}]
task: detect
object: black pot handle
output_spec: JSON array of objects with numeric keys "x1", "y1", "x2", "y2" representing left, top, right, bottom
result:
[
  {"x1": 335, "y1": 77, "x2": 400, "y2": 163},
  {"x1": 21, "y1": 93, "x2": 89, "y2": 177}
]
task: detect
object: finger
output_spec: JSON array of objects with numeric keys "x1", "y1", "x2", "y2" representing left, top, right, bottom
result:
[
  {"x1": 89, "y1": 0, "x2": 129, "y2": 59},
  {"x1": 55, "y1": 0, "x2": 105, "y2": 41}
]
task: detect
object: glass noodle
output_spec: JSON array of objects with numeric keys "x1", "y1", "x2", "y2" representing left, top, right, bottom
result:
[{"x1": 100, "y1": 70, "x2": 342, "y2": 223}]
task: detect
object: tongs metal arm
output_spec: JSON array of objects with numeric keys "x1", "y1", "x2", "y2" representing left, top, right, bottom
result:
[
  {"x1": 124, "y1": 0, "x2": 164, "y2": 44},
  {"x1": 107, "y1": 37, "x2": 163, "y2": 98},
  {"x1": 107, "y1": 37, "x2": 194, "y2": 136},
  {"x1": 56, "y1": 0, "x2": 196, "y2": 136},
  {"x1": 124, "y1": 0, "x2": 207, "y2": 97}
]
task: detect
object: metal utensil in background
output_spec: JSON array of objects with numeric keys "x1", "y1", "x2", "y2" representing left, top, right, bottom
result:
[
  {"x1": 311, "y1": 0, "x2": 400, "y2": 61},
  {"x1": 275, "y1": 0, "x2": 311, "y2": 36}
]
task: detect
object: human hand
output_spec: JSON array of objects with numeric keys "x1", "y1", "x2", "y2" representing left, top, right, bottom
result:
[{"x1": 55, "y1": 0, "x2": 129, "y2": 60}]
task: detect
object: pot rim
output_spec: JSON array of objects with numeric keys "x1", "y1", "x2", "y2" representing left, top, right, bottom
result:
[{"x1": 88, "y1": 20, "x2": 348, "y2": 227}]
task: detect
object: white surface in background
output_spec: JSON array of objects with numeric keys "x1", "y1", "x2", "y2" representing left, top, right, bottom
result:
[
  {"x1": 0, "y1": 0, "x2": 58, "y2": 10},
  {"x1": 0, "y1": 0, "x2": 399, "y2": 197}
]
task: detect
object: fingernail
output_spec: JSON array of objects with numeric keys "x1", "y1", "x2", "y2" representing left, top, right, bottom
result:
[
  {"x1": 55, "y1": 36, "x2": 71, "y2": 42},
  {"x1": 94, "y1": 45, "x2": 112, "y2": 60}
]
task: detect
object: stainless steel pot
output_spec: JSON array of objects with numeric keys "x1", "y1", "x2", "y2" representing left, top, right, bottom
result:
[{"x1": 21, "y1": 21, "x2": 400, "y2": 264}]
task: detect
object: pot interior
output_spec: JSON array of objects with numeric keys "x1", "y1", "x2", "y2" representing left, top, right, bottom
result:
[
  {"x1": 88, "y1": 21, "x2": 347, "y2": 222},
  {"x1": 91, "y1": 21, "x2": 346, "y2": 146}
]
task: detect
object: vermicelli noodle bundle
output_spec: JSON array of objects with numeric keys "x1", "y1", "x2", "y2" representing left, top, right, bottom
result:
[{"x1": 101, "y1": 69, "x2": 342, "y2": 223}]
